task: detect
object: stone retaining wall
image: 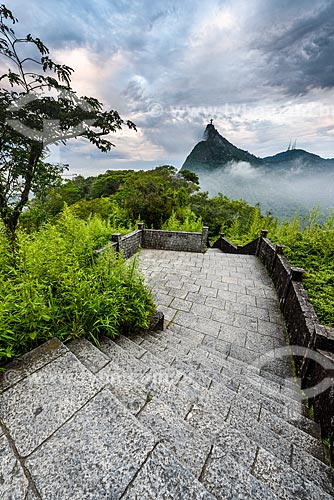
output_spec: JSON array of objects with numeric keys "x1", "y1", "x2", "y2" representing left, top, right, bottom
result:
[
  {"x1": 111, "y1": 230, "x2": 143, "y2": 259},
  {"x1": 142, "y1": 227, "x2": 208, "y2": 253},
  {"x1": 106, "y1": 224, "x2": 209, "y2": 256},
  {"x1": 216, "y1": 230, "x2": 334, "y2": 461}
]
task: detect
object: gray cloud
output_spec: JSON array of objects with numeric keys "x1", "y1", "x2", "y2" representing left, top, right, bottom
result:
[
  {"x1": 255, "y1": 1, "x2": 334, "y2": 94},
  {"x1": 3, "y1": 0, "x2": 334, "y2": 175}
]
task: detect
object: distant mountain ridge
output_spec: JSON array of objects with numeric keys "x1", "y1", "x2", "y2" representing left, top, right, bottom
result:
[{"x1": 181, "y1": 123, "x2": 334, "y2": 173}]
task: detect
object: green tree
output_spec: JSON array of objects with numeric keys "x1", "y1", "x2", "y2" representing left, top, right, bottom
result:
[
  {"x1": 115, "y1": 166, "x2": 199, "y2": 228},
  {"x1": 0, "y1": 5, "x2": 135, "y2": 246},
  {"x1": 179, "y1": 169, "x2": 199, "y2": 185},
  {"x1": 90, "y1": 170, "x2": 134, "y2": 199}
]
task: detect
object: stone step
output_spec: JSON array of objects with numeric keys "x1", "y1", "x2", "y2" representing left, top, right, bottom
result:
[
  {"x1": 67, "y1": 340, "x2": 277, "y2": 498},
  {"x1": 225, "y1": 398, "x2": 328, "y2": 466},
  {"x1": 95, "y1": 338, "x2": 192, "y2": 418},
  {"x1": 120, "y1": 334, "x2": 328, "y2": 464},
  {"x1": 68, "y1": 337, "x2": 331, "y2": 489},
  {"x1": 164, "y1": 332, "x2": 320, "y2": 438},
  {"x1": 102, "y1": 337, "x2": 329, "y2": 469},
  {"x1": 2, "y1": 340, "x2": 215, "y2": 498},
  {"x1": 122, "y1": 443, "x2": 216, "y2": 499},
  {"x1": 253, "y1": 447, "x2": 333, "y2": 500},
  {"x1": 186, "y1": 403, "x2": 334, "y2": 494},
  {"x1": 166, "y1": 325, "x2": 303, "y2": 393},
  {"x1": 152, "y1": 325, "x2": 305, "y2": 397},
  {"x1": 146, "y1": 329, "x2": 303, "y2": 401},
  {"x1": 136, "y1": 398, "x2": 279, "y2": 500},
  {"x1": 232, "y1": 380, "x2": 319, "y2": 438},
  {"x1": 200, "y1": 445, "x2": 280, "y2": 500},
  {"x1": 105, "y1": 336, "x2": 241, "y2": 423},
  {"x1": 129, "y1": 331, "x2": 319, "y2": 439},
  {"x1": 137, "y1": 397, "x2": 211, "y2": 477},
  {"x1": 259, "y1": 406, "x2": 326, "y2": 462},
  {"x1": 137, "y1": 333, "x2": 298, "y2": 401}
]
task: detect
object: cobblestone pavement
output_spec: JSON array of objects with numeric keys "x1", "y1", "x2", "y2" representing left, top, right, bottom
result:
[{"x1": 139, "y1": 248, "x2": 289, "y2": 369}]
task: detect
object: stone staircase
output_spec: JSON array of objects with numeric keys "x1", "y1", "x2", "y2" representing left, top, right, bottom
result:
[
  {"x1": 67, "y1": 330, "x2": 333, "y2": 500},
  {"x1": 1, "y1": 330, "x2": 333, "y2": 500},
  {"x1": 1, "y1": 248, "x2": 333, "y2": 499}
]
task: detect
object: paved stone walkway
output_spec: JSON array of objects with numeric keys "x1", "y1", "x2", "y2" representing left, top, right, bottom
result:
[
  {"x1": 140, "y1": 248, "x2": 289, "y2": 369},
  {"x1": 0, "y1": 248, "x2": 333, "y2": 499}
]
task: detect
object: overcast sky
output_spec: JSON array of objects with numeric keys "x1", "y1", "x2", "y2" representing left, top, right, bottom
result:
[{"x1": 4, "y1": 0, "x2": 334, "y2": 176}]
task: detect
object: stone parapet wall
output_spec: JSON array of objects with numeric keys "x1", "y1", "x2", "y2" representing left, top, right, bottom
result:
[
  {"x1": 120, "y1": 230, "x2": 143, "y2": 259},
  {"x1": 142, "y1": 227, "x2": 208, "y2": 253},
  {"x1": 97, "y1": 225, "x2": 209, "y2": 257}
]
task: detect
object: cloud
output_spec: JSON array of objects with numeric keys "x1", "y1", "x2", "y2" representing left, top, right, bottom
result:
[
  {"x1": 3, "y1": 0, "x2": 334, "y2": 176},
  {"x1": 254, "y1": 1, "x2": 334, "y2": 95}
]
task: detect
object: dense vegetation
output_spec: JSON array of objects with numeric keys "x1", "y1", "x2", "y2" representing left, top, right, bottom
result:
[
  {"x1": 0, "y1": 209, "x2": 155, "y2": 367},
  {"x1": 1, "y1": 164, "x2": 333, "y2": 367}
]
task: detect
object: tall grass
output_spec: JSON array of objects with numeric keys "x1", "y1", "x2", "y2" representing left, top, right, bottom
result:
[
  {"x1": 0, "y1": 209, "x2": 155, "y2": 367},
  {"x1": 162, "y1": 208, "x2": 203, "y2": 232}
]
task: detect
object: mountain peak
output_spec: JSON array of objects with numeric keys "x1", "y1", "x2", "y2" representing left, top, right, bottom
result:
[
  {"x1": 181, "y1": 123, "x2": 261, "y2": 172},
  {"x1": 203, "y1": 122, "x2": 218, "y2": 139},
  {"x1": 181, "y1": 123, "x2": 334, "y2": 174}
]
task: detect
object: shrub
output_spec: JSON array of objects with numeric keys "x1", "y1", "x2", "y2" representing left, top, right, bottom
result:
[{"x1": 0, "y1": 210, "x2": 155, "y2": 367}]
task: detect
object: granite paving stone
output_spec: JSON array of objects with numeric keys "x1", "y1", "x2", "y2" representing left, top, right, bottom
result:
[
  {"x1": 194, "y1": 317, "x2": 221, "y2": 337},
  {"x1": 173, "y1": 310, "x2": 198, "y2": 329},
  {"x1": 186, "y1": 291, "x2": 206, "y2": 304},
  {"x1": 116, "y1": 335, "x2": 148, "y2": 359},
  {"x1": 170, "y1": 297, "x2": 193, "y2": 312},
  {"x1": 99, "y1": 339, "x2": 150, "y2": 379},
  {"x1": 226, "y1": 404, "x2": 292, "y2": 464},
  {"x1": 154, "y1": 304, "x2": 177, "y2": 323},
  {"x1": 199, "y1": 285, "x2": 217, "y2": 297},
  {"x1": 253, "y1": 447, "x2": 333, "y2": 500},
  {"x1": 229, "y1": 343, "x2": 260, "y2": 364},
  {"x1": 246, "y1": 332, "x2": 276, "y2": 353},
  {"x1": 137, "y1": 398, "x2": 211, "y2": 476},
  {"x1": 201, "y1": 334, "x2": 231, "y2": 357},
  {"x1": 259, "y1": 407, "x2": 326, "y2": 462},
  {"x1": 236, "y1": 292, "x2": 257, "y2": 305},
  {"x1": 152, "y1": 291, "x2": 173, "y2": 306},
  {"x1": 218, "y1": 324, "x2": 247, "y2": 347},
  {"x1": 167, "y1": 287, "x2": 189, "y2": 299},
  {"x1": 0, "y1": 435, "x2": 30, "y2": 499},
  {"x1": 224, "y1": 300, "x2": 247, "y2": 314},
  {"x1": 191, "y1": 302, "x2": 213, "y2": 319},
  {"x1": 122, "y1": 443, "x2": 215, "y2": 499},
  {"x1": 233, "y1": 313, "x2": 258, "y2": 332},
  {"x1": 0, "y1": 338, "x2": 67, "y2": 393},
  {"x1": 291, "y1": 444, "x2": 334, "y2": 495},
  {"x1": 201, "y1": 449, "x2": 279, "y2": 500},
  {"x1": 205, "y1": 296, "x2": 226, "y2": 310},
  {"x1": 217, "y1": 289, "x2": 237, "y2": 302},
  {"x1": 0, "y1": 351, "x2": 101, "y2": 457},
  {"x1": 211, "y1": 308, "x2": 235, "y2": 325},
  {"x1": 257, "y1": 319, "x2": 285, "y2": 338},
  {"x1": 211, "y1": 280, "x2": 229, "y2": 291},
  {"x1": 246, "y1": 304, "x2": 271, "y2": 321},
  {"x1": 26, "y1": 389, "x2": 157, "y2": 500},
  {"x1": 67, "y1": 338, "x2": 110, "y2": 374}
]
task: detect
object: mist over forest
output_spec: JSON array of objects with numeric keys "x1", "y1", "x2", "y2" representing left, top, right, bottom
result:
[{"x1": 197, "y1": 160, "x2": 334, "y2": 219}]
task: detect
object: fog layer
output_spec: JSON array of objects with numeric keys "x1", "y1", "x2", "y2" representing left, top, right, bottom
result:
[{"x1": 198, "y1": 161, "x2": 334, "y2": 219}]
